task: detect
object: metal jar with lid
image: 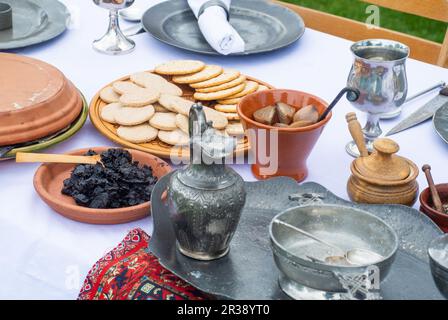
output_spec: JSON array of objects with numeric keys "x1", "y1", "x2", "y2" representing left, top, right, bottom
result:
[
  {"x1": 347, "y1": 138, "x2": 419, "y2": 206},
  {"x1": 167, "y1": 103, "x2": 246, "y2": 261}
]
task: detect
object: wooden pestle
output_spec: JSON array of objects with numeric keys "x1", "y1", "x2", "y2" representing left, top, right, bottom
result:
[
  {"x1": 345, "y1": 113, "x2": 369, "y2": 157},
  {"x1": 422, "y1": 164, "x2": 444, "y2": 213}
]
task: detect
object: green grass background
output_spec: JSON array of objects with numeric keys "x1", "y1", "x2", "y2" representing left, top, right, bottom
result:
[{"x1": 281, "y1": 0, "x2": 447, "y2": 43}]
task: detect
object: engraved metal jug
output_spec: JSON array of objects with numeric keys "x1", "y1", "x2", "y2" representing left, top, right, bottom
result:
[{"x1": 167, "y1": 103, "x2": 246, "y2": 261}]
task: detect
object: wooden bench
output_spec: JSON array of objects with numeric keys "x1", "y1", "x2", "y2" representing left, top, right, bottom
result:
[{"x1": 275, "y1": 0, "x2": 448, "y2": 67}]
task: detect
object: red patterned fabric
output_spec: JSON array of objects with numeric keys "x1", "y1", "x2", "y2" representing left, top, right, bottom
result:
[{"x1": 78, "y1": 228, "x2": 208, "y2": 300}]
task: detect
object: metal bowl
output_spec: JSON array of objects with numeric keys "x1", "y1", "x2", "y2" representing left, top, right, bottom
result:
[
  {"x1": 269, "y1": 204, "x2": 398, "y2": 299},
  {"x1": 428, "y1": 234, "x2": 448, "y2": 299}
]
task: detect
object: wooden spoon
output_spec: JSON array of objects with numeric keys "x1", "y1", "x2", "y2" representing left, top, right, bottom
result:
[{"x1": 16, "y1": 152, "x2": 102, "y2": 165}]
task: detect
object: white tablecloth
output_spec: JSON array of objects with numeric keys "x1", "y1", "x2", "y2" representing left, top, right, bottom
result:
[{"x1": 1, "y1": 0, "x2": 447, "y2": 299}]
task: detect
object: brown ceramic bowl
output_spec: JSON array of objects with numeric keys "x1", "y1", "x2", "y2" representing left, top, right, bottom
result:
[
  {"x1": 420, "y1": 184, "x2": 448, "y2": 233},
  {"x1": 34, "y1": 147, "x2": 172, "y2": 225},
  {"x1": 237, "y1": 89, "x2": 331, "y2": 181}
]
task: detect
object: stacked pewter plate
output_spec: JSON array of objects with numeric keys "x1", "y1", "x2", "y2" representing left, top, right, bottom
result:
[{"x1": 0, "y1": 0, "x2": 69, "y2": 50}]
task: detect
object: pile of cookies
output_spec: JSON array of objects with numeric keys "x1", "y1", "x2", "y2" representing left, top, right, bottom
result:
[{"x1": 97, "y1": 60, "x2": 269, "y2": 147}]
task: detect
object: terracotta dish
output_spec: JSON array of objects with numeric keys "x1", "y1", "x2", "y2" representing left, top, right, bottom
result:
[
  {"x1": 0, "y1": 53, "x2": 83, "y2": 146},
  {"x1": 237, "y1": 89, "x2": 331, "y2": 181},
  {"x1": 89, "y1": 72, "x2": 273, "y2": 159},
  {"x1": 33, "y1": 147, "x2": 172, "y2": 225},
  {"x1": 420, "y1": 184, "x2": 448, "y2": 233}
]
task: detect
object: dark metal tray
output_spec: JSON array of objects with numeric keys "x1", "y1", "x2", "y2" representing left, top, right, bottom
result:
[
  {"x1": 150, "y1": 173, "x2": 445, "y2": 300},
  {"x1": 141, "y1": 0, "x2": 305, "y2": 56}
]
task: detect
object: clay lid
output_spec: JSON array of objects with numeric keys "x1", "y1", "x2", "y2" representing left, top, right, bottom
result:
[
  {"x1": 354, "y1": 138, "x2": 412, "y2": 182},
  {"x1": 0, "y1": 53, "x2": 82, "y2": 146}
]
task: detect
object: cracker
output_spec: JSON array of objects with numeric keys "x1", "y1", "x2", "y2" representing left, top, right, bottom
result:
[
  {"x1": 155, "y1": 60, "x2": 205, "y2": 75},
  {"x1": 203, "y1": 106, "x2": 228, "y2": 129},
  {"x1": 190, "y1": 69, "x2": 241, "y2": 89},
  {"x1": 153, "y1": 103, "x2": 169, "y2": 113},
  {"x1": 100, "y1": 102, "x2": 122, "y2": 123},
  {"x1": 149, "y1": 112, "x2": 178, "y2": 131},
  {"x1": 172, "y1": 65, "x2": 223, "y2": 84},
  {"x1": 193, "y1": 82, "x2": 246, "y2": 101},
  {"x1": 116, "y1": 124, "x2": 158, "y2": 143},
  {"x1": 217, "y1": 97, "x2": 242, "y2": 105},
  {"x1": 215, "y1": 104, "x2": 237, "y2": 113},
  {"x1": 225, "y1": 122, "x2": 245, "y2": 136},
  {"x1": 100, "y1": 86, "x2": 120, "y2": 103},
  {"x1": 112, "y1": 81, "x2": 144, "y2": 94},
  {"x1": 225, "y1": 81, "x2": 259, "y2": 99},
  {"x1": 221, "y1": 112, "x2": 239, "y2": 120},
  {"x1": 158, "y1": 129, "x2": 190, "y2": 146},
  {"x1": 175, "y1": 114, "x2": 189, "y2": 134},
  {"x1": 131, "y1": 72, "x2": 182, "y2": 96},
  {"x1": 115, "y1": 105, "x2": 155, "y2": 126},
  {"x1": 119, "y1": 89, "x2": 160, "y2": 107},
  {"x1": 195, "y1": 75, "x2": 246, "y2": 93},
  {"x1": 158, "y1": 94, "x2": 193, "y2": 115}
]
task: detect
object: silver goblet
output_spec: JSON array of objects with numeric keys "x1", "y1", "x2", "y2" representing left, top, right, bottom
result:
[
  {"x1": 346, "y1": 39, "x2": 409, "y2": 157},
  {"x1": 93, "y1": 0, "x2": 136, "y2": 55}
]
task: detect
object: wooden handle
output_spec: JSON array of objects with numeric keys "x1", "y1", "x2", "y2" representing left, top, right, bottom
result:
[
  {"x1": 422, "y1": 164, "x2": 444, "y2": 213},
  {"x1": 16, "y1": 152, "x2": 99, "y2": 165},
  {"x1": 345, "y1": 112, "x2": 369, "y2": 157}
]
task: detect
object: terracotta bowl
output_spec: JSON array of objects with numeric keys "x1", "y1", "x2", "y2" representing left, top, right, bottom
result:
[
  {"x1": 34, "y1": 147, "x2": 172, "y2": 225},
  {"x1": 420, "y1": 184, "x2": 448, "y2": 233},
  {"x1": 237, "y1": 89, "x2": 331, "y2": 181}
]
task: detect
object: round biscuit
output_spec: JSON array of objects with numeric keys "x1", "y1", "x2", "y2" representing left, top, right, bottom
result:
[
  {"x1": 155, "y1": 60, "x2": 205, "y2": 75},
  {"x1": 190, "y1": 69, "x2": 241, "y2": 88},
  {"x1": 175, "y1": 114, "x2": 189, "y2": 134},
  {"x1": 99, "y1": 86, "x2": 120, "y2": 103},
  {"x1": 225, "y1": 81, "x2": 259, "y2": 99},
  {"x1": 115, "y1": 105, "x2": 155, "y2": 126},
  {"x1": 149, "y1": 112, "x2": 178, "y2": 130},
  {"x1": 158, "y1": 94, "x2": 193, "y2": 115},
  {"x1": 112, "y1": 81, "x2": 144, "y2": 94},
  {"x1": 195, "y1": 75, "x2": 246, "y2": 93},
  {"x1": 193, "y1": 82, "x2": 246, "y2": 101},
  {"x1": 158, "y1": 129, "x2": 190, "y2": 146},
  {"x1": 116, "y1": 124, "x2": 158, "y2": 143},
  {"x1": 119, "y1": 89, "x2": 160, "y2": 107},
  {"x1": 172, "y1": 65, "x2": 223, "y2": 84},
  {"x1": 214, "y1": 104, "x2": 237, "y2": 113},
  {"x1": 100, "y1": 102, "x2": 122, "y2": 123}
]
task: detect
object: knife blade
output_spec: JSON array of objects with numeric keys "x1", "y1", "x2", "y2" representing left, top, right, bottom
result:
[{"x1": 386, "y1": 87, "x2": 448, "y2": 136}]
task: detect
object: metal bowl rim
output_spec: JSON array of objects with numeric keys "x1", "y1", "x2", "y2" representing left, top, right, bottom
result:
[
  {"x1": 269, "y1": 204, "x2": 399, "y2": 271},
  {"x1": 428, "y1": 234, "x2": 448, "y2": 272}
]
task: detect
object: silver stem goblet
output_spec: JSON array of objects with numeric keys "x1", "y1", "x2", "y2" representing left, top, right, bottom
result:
[
  {"x1": 346, "y1": 39, "x2": 409, "y2": 157},
  {"x1": 93, "y1": 0, "x2": 136, "y2": 55}
]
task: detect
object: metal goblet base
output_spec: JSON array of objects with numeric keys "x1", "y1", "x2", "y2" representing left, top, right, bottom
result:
[
  {"x1": 176, "y1": 242, "x2": 230, "y2": 261},
  {"x1": 345, "y1": 140, "x2": 374, "y2": 158},
  {"x1": 93, "y1": 31, "x2": 135, "y2": 55}
]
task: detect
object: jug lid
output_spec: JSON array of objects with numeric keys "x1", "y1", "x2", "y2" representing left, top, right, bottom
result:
[{"x1": 353, "y1": 138, "x2": 411, "y2": 182}]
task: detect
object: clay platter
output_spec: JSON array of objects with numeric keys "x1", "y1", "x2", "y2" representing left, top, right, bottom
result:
[{"x1": 33, "y1": 147, "x2": 172, "y2": 225}]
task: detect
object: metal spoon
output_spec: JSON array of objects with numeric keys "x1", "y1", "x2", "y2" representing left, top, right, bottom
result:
[{"x1": 274, "y1": 219, "x2": 384, "y2": 266}]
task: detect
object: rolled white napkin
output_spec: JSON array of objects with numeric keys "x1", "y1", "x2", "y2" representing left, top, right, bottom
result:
[{"x1": 188, "y1": 0, "x2": 245, "y2": 55}]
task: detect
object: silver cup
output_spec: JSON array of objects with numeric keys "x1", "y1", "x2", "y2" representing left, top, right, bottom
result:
[
  {"x1": 346, "y1": 39, "x2": 409, "y2": 157},
  {"x1": 92, "y1": 0, "x2": 136, "y2": 55}
]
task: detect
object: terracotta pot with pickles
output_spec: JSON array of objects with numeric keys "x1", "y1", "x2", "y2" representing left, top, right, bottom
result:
[{"x1": 346, "y1": 113, "x2": 419, "y2": 206}]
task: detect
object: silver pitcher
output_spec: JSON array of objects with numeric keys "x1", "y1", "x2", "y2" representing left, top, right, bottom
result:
[
  {"x1": 346, "y1": 39, "x2": 409, "y2": 157},
  {"x1": 167, "y1": 103, "x2": 246, "y2": 261}
]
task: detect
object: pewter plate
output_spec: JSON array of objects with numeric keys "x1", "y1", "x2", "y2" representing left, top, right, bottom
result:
[
  {"x1": 141, "y1": 0, "x2": 305, "y2": 55},
  {"x1": 150, "y1": 174, "x2": 445, "y2": 300},
  {"x1": 433, "y1": 103, "x2": 448, "y2": 144},
  {"x1": 0, "y1": 0, "x2": 69, "y2": 50}
]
